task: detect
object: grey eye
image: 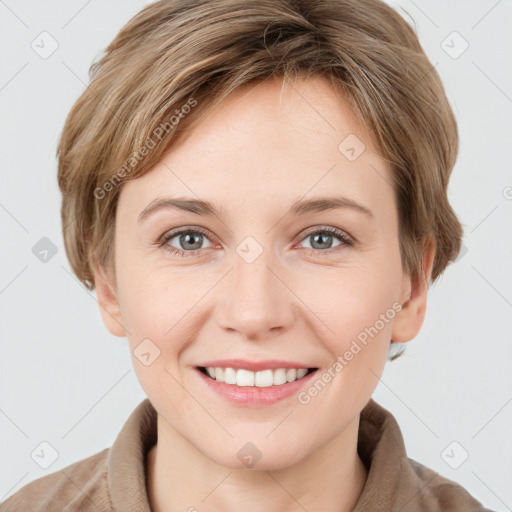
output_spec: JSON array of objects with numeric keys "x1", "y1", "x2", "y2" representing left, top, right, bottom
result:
[
  {"x1": 166, "y1": 231, "x2": 213, "y2": 251},
  {"x1": 300, "y1": 231, "x2": 344, "y2": 250}
]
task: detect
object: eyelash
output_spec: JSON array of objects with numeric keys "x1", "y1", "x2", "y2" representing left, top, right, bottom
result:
[{"x1": 158, "y1": 225, "x2": 354, "y2": 257}]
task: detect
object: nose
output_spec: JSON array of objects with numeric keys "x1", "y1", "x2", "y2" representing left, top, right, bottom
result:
[{"x1": 215, "y1": 247, "x2": 297, "y2": 342}]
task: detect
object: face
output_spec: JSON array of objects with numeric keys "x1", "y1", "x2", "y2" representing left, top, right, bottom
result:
[{"x1": 95, "y1": 76, "x2": 431, "y2": 470}]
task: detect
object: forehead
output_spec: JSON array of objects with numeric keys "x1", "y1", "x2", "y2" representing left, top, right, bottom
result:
[{"x1": 118, "y1": 76, "x2": 395, "y2": 224}]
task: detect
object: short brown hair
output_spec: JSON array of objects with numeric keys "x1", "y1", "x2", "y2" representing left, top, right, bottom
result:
[{"x1": 57, "y1": 0, "x2": 463, "y2": 357}]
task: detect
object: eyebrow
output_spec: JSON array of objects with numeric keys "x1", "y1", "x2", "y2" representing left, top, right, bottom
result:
[{"x1": 138, "y1": 195, "x2": 374, "y2": 223}]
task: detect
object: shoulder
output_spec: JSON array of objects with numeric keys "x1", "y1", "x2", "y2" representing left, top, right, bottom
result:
[
  {"x1": 405, "y1": 457, "x2": 495, "y2": 512},
  {"x1": 0, "y1": 447, "x2": 112, "y2": 512},
  {"x1": 359, "y1": 399, "x2": 495, "y2": 511}
]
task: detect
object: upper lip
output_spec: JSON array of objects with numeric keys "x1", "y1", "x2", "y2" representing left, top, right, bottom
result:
[{"x1": 197, "y1": 359, "x2": 317, "y2": 372}]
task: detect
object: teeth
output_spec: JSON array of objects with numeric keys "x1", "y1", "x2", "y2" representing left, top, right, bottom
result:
[
  {"x1": 237, "y1": 369, "x2": 254, "y2": 387},
  {"x1": 224, "y1": 367, "x2": 237, "y2": 385},
  {"x1": 215, "y1": 367, "x2": 224, "y2": 383},
  {"x1": 297, "y1": 368, "x2": 308, "y2": 379},
  {"x1": 286, "y1": 368, "x2": 296, "y2": 382},
  {"x1": 203, "y1": 366, "x2": 312, "y2": 387}
]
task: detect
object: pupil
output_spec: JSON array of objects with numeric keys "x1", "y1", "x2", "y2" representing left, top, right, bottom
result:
[
  {"x1": 181, "y1": 233, "x2": 202, "y2": 250},
  {"x1": 312, "y1": 233, "x2": 332, "y2": 249}
]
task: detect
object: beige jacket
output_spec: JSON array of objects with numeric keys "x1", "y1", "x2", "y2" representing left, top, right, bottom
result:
[{"x1": 0, "y1": 398, "x2": 493, "y2": 511}]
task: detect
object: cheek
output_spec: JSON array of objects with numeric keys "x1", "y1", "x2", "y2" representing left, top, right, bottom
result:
[
  {"x1": 119, "y1": 267, "x2": 216, "y2": 395},
  {"x1": 120, "y1": 271, "x2": 200, "y2": 414},
  {"x1": 120, "y1": 266, "x2": 199, "y2": 336},
  {"x1": 292, "y1": 267, "x2": 396, "y2": 428},
  {"x1": 296, "y1": 263, "x2": 400, "y2": 351}
]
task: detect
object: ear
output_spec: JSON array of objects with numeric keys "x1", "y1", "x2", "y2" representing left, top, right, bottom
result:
[
  {"x1": 93, "y1": 263, "x2": 127, "y2": 338},
  {"x1": 391, "y1": 236, "x2": 436, "y2": 343}
]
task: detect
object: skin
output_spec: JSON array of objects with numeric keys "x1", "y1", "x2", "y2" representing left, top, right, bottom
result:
[{"x1": 93, "y1": 76, "x2": 435, "y2": 512}]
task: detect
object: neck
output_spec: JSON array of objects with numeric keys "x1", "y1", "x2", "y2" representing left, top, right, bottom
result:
[{"x1": 146, "y1": 414, "x2": 368, "y2": 512}]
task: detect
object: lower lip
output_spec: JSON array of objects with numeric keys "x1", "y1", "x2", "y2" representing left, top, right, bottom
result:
[{"x1": 194, "y1": 367, "x2": 318, "y2": 407}]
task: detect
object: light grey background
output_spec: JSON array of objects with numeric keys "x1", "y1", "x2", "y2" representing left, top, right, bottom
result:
[{"x1": 1, "y1": 0, "x2": 511, "y2": 509}]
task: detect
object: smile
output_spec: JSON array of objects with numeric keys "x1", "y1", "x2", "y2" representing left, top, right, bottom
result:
[{"x1": 198, "y1": 366, "x2": 317, "y2": 387}]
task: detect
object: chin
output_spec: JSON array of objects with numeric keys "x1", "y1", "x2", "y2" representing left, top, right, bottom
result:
[{"x1": 204, "y1": 437, "x2": 310, "y2": 471}]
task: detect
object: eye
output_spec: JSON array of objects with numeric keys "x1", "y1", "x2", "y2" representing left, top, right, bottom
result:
[
  {"x1": 297, "y1": 226, "x2": 354, "y2": 254},
  {"x1": 160, "y1": 227, "x2": 214, "y2": 256},
  {"x1": 158, "y1": 225, "x2": 354, "y2": 257}
]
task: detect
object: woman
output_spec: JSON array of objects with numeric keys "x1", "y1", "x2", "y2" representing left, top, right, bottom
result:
[{"x1": 1, "y1": 0, "x2": 495, "y2": 510}]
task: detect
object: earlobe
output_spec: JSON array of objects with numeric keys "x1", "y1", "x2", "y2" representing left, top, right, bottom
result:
[
  {"x1": 391, "y1": 236, "x2": 436, "y2": 343},
  {"x1": 92, "y1": 264, "x2": 127, "y2": 338}
]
